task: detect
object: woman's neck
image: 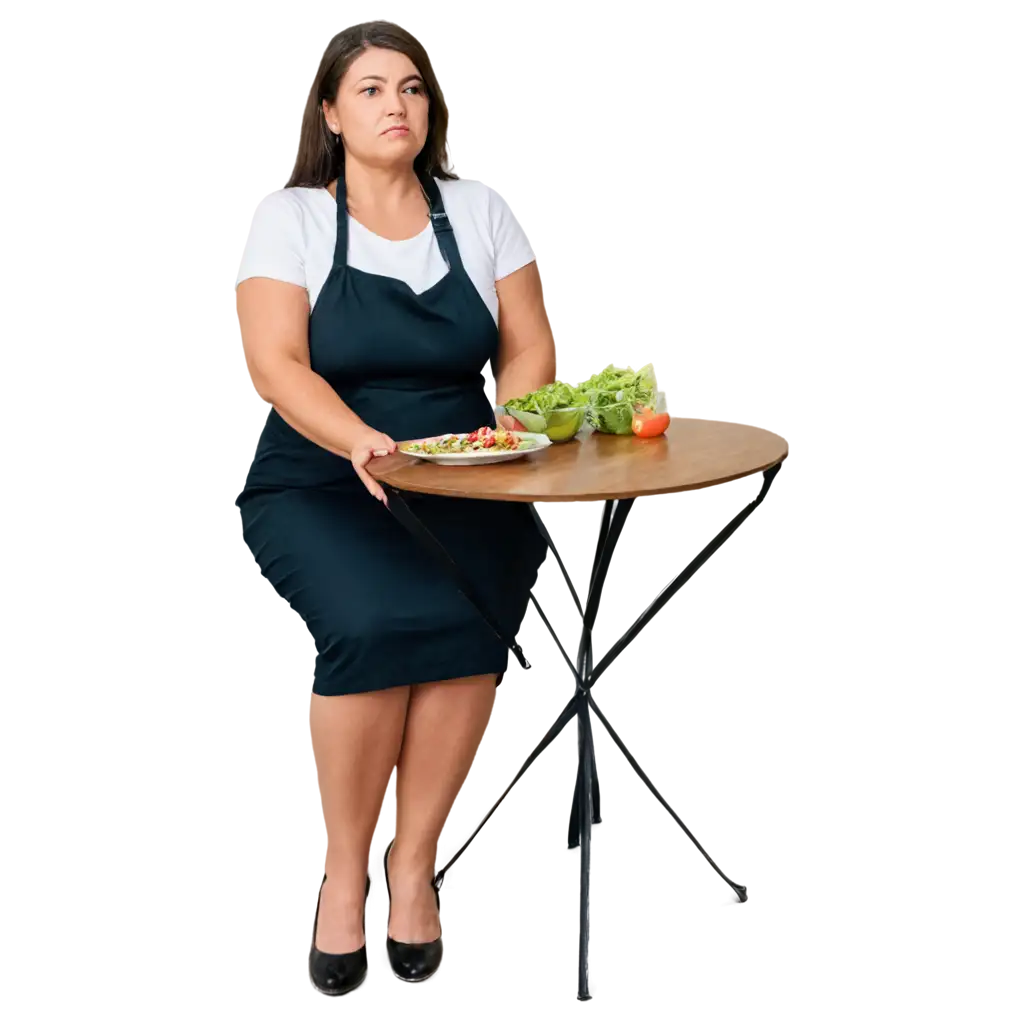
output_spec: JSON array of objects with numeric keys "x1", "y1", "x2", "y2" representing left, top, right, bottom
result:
[
  {"x1": 336, "y1": 163, "x2": 424, "y2": 214},
  {"x1": 328, "y1": 164, "x2": 432, "y2": 240}
]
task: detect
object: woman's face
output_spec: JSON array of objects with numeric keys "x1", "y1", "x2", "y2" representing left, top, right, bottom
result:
[{"x1": 325, "y1": 46, "x2": 429, "y2": 169}]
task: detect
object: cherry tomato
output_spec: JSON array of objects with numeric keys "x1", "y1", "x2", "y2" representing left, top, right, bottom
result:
[{"x1": 632, "y1": 408, "x2": 671, "y2": 437}]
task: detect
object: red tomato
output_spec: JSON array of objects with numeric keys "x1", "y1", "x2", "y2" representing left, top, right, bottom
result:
[
  {"x1": 632, "y1": 408, "x2": 671, "y2": 437},
  {"x1": 483, "y1": 435, "x2": 496, "y2": 447}
]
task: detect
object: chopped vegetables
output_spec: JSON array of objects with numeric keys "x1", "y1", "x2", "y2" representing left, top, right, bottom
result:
[
  {"x1": 407, "y1": 361, "x2": 671, "y2": 457},
  {"x1": 401, "y1": 424, "x2": 538, "y2": 456}
]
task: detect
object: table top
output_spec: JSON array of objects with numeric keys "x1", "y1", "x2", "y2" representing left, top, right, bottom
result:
[{"x1": 368, "y1": 418, "x2": 788, "y2": 503}]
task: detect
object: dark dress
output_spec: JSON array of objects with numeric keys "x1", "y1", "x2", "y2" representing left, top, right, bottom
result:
[{"x1": 234, "y1": 171, "x2": 548, "y2": 696}]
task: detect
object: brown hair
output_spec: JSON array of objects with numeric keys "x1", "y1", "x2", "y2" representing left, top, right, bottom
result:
[{"x1": 284, "y1": 21, "x2": 459, "y2": 190}]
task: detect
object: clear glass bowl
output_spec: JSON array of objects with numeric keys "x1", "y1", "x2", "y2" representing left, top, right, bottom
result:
[
  {"x1": 541, "y1": 406, "x2": 588, "y2": 442},
  {"x1": 497, "y1": 404, "x2": 589, "y2": 443},
  {"x1": 500, "y1": 406, "x2": 546, "y2": 433}
]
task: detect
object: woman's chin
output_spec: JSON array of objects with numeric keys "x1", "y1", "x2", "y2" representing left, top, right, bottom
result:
[{"x1": 364, "y1": 139, "x2": 423, "y2": 168}]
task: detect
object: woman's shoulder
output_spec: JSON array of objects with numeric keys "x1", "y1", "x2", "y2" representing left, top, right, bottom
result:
[
  {"x1": 252, "y1": 185, "x2": 325, "y2": 219},
  {"x1": 434, "y1": 175, "x2": 491, "y2": 205},
  {"x1": 237, "y1": 186, "x2": 329, "y2": 256}
]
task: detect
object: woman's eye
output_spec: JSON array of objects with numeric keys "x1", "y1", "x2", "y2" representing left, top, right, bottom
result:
[{"x1": 362, "y1": 83, "x2": 421, "y2": 97}]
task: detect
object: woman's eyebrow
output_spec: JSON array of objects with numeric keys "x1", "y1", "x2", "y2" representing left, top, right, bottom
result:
[{"x1": 356, "y1": 73, "x2": 419, "y2": 84}]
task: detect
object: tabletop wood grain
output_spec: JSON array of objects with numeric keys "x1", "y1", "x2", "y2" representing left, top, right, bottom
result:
[{"x1": 367, "y1": 418, "x2": 788, "y2": 503}]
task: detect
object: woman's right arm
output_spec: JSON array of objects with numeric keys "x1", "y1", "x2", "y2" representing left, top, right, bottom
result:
[{"x1": 235, "y1": 277, "x2": 396, "y2": 502}]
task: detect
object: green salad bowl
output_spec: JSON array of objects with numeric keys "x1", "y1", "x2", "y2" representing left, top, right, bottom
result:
[
  {"x1": 502, "y1": 407, "x2": 548, "y2": 433},
  {"x1": 540, "y1": 405, "x2": 589, "y2": 442},
  {"x1": 497, "y1": 404, "x2": 589, "y2": 442}
]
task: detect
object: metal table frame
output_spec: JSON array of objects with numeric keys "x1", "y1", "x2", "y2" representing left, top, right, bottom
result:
[{"x1": 381, "y1": 460, "x2": 782, "y2": 999}]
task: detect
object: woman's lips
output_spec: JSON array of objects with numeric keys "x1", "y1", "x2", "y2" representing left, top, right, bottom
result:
[{"x1": 384, "y1": 126, "x2": 409, "y2": 136}]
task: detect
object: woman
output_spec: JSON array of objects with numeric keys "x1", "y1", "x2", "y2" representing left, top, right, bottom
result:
[{"x1": 233, "y1": 22, "x2": 555, "y2": 995}]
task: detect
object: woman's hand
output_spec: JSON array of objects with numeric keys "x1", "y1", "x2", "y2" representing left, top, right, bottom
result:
[{"x1": 350, "y1": 426, "x2": 397, "y2": 506}]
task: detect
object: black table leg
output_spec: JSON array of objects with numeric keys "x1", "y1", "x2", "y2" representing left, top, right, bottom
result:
[
  {"x1": 577, "y1": 685, "x2": 596, "y2": 998},
  {"x1": 381, "y1": 460, "x2": 782, "y2": 999},
  {"x1": 566, "y1": 497, "x2": 633, "y2": 850},
  {"x1": 434, "y1": 688, "x2": 585, "y2": 888},
  {"x1": 598, "y1": 460, "x2": 782, "y2": 675}
]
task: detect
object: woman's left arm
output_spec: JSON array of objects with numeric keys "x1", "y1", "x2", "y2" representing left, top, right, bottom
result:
[{"x1": 493, "y1": 261, "x2": 557, "y2": 428}]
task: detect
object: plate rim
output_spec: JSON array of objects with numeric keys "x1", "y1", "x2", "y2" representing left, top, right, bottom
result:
[{"x1": 398, "y1": 430, "x2": 551, "y2": 460}]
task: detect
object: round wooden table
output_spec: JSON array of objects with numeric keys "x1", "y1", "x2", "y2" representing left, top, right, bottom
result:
[
  {"x1": 371, "y1": 416, "x2": 786, "y2": 502},
  {"x1": 368, "y1": 417, "x2": 789, "y2": 1000}
]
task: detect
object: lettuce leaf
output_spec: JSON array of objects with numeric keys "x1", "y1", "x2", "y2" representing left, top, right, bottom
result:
[
  {"x1": 576, "y1": 363, "x2": 657, "y2": 433},
  {"x1": 504, "y1": 380, "x2": 587, "y2": 416}
]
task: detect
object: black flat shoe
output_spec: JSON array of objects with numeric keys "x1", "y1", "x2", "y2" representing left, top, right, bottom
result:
[
  {"x1": 383, "y1": 837, "x2": 443, "y2": 982},
  {"x1": 308, "y1": 872, "x2": 371, "y2": 996}
]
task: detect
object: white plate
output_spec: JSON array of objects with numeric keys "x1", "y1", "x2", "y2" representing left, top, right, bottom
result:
[{"x1": 382, "y1": 431, "x2": 552, "y2": 465}]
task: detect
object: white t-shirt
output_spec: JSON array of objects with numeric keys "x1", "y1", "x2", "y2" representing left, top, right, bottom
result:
[{"x1": 235, "y1": 176, "x2": 536, "y2": 325}]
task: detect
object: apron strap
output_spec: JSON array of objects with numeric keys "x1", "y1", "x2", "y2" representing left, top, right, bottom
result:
[
  {"x1": 419, "y1": 172, "x2": 467, "y2": 276},
  {"x1": 331, "y1": 171, "x2": 465, "y2": 275},
  {"x1": 331, "y1": 176, "x2": 349, "y2": 271}
]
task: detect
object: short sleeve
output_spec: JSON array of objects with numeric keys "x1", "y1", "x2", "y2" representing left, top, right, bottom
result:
[
  {"x1": 486, "y1": 184, "x2": 536, "y2": 282},
  {"x1": 235, "y1": 191, "x2": 306, "y2": 290}
]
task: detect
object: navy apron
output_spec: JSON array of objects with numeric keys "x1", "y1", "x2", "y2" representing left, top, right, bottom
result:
[{"x1": 234, "y1": 170, "x2": 548, "y2": 696}]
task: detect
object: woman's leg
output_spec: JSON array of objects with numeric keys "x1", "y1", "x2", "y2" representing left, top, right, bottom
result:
[
  {"x1": 309, "y1": 686, "x2": 411, "y2": 953},
  {"x1": 388, "y1": 672, "x2": 498, "y2": 942}
]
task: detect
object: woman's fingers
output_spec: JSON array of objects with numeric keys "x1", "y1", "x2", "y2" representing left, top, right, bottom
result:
[
  {"x1": 370, "y1": 436, "x2": 397, "y2": 457},
  {"x1": 350, "y1": 431, "x2": 396, "y2": 508},
  {"x1": 353, "y1": 455, "x2": 388, "y2": 506}
]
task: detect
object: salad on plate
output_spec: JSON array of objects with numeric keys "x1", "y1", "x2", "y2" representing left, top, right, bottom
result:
[{"x1": 400, "y1": 424, "x2": 539, "y2": 455}]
